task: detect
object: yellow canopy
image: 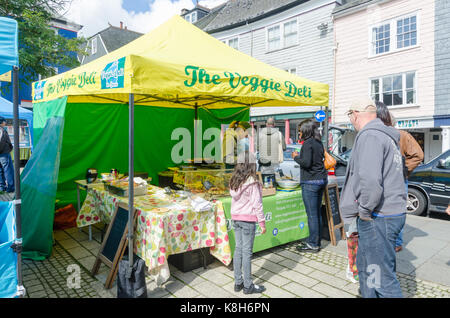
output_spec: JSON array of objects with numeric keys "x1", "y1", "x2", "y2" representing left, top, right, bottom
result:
[{"x1": 32, "y1": 15, "x2": 329, "y2": 109}]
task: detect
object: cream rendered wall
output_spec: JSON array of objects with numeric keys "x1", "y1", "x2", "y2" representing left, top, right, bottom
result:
[{"x1": 333, "y1": 0, "x2": 435, "y2": 125}]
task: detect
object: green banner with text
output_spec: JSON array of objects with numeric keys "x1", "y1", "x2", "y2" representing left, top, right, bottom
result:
[{"x1": 219, "y1": 189, "x2": 309, "y2": 256}]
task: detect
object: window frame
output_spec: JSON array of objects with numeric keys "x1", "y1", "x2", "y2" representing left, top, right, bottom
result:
[
  {"x1": 265, "y1": 17, "x2": 298, "y2": 53},
  {"x1": 91, "y1": 37, "x2": 97, "y2": 55},
  {"x1": 227, "y1": 37, "x2": 239, "y2": 50},
  {"x1": 369, "y1": 71, "x2": 418, "y2": 108},
  {"x1": 369, "y1": 11, "x2": 420, "y2": 58}
]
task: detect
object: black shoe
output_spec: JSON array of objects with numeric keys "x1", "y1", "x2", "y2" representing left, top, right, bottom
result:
[
  {"x1": 243, "y1": 284, "x2": 266, "y2": 295},
  {"x1": 296, "y1": 243, "x2": 320, "y2": 253},
  {"x1": 234, "y1": 283, "x2": 244, "y2": 292}
]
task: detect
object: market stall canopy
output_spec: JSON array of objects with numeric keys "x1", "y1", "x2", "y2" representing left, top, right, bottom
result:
[
  {"x1": 32, "y1": 15, "x2": 329, "y2": 108},
  {"x1": 0, "y1": 96, "x2": 34, "y2": 147},
  {"x1": 0, "y1": 17, "x2": 19, "y2": 80}
]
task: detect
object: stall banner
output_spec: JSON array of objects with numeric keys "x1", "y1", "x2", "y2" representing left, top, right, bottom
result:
[
  {"x1": 31, "y1": 15, "x2": 329, "y2": 107},
  {"x1": 218, "y1": 189, "x2": 309, "y2": 255}
]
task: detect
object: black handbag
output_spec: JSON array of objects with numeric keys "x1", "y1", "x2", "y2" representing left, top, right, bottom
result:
[{"x1": 117, "y1": 254, "x2": 148, "y2": 298}]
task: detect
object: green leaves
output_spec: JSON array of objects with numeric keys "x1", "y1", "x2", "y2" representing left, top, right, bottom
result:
[{"x1": 0, "y1": 0, "x2": 87, "y2": 86}]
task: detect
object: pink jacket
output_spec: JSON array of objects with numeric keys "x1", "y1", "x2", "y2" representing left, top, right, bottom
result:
[{"x1": 230, "y1": 176, "x2": 265, "y2": 229}]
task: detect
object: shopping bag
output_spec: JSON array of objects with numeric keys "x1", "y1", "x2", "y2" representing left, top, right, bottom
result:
[
  {"x1": 324, "y1": 150, "x2": 337, "y2": 170},
  {"x1": 53, "y1": 204, "x2": 77, "y2": 230},
  {"x1": 117, "y1": 254, "x2": 148, "y2": 298},
  {"x1": 346, "y1": 233, "x2": 359, "y2": 282}
]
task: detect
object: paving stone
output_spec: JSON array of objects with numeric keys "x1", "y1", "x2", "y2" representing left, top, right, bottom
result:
[
  {"x1": 66, "y1": 246, "x2": 92, "y2": 259},
  {"x1": 275, "y1": 250, "x2": 308, "y2": 263},
  {"x1": 283, "y1": 282, "x2": 327, "y2": 298},
  {"x1": 58, "y1": 239, "x2": 81, "y2": 250},
  {"x1": 260, "y1": 282, "x2": 296, "y2": 298},
  {"x1": 278, "y1": 259, "x2": 314, "y2": 275},
  {"x1": 26, "y1": 285, "x2": 45, "y2": 294},
  {"x1": 308, "y1": 270, "x2": 349, "y2": 289},
  {"x1": 259, "y1": 259, "x2": 288, "y2": 274},
  {"x1": 261, "y1": 273, "x2": 291, "y2": 287},
  {"x1": 260, "y1": 253, "x2": 286, "y2": 264},
  {"x1": 278, "y1": 269, "x2": 319, "y2": 288},
  {"x1": 199, "y1": 270, "x2": 233, "y2": 286},
  {"x1": 29, "y1": 291, "x2": 48, "y2": 298},
  {"x1": 171, "y1": 270, "x2": 207, "y2": 286},
  {"x1": 192, "y1": 281, "x2": 235, "y2": 298},
  {"x1": 312, "y1": 283, "x2": 354, "y2": 298},
  {"x1": 304, "y1": 259, "x2": 340, "y2": 275}
]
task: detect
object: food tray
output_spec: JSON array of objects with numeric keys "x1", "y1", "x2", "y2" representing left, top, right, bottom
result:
[{"x1": 106, "y1": 184, "x2": 147, "y2": 197}]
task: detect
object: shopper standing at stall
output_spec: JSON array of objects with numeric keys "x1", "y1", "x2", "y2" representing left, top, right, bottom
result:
[
  {"x1": 340, "y1": 97, "x2": 406, "y2": 298},
  {"x1": 229, "y1": 151, "x2": 266, "y2": 295},
  {"x1": 291, "y1": 119, "x2": 327, "y2": 253},
  {"x1": 0, "y1": 116, "x2": 14, "y2": 193},
  {"x1": 375, "y1": 101, "x2": 423, "y2": 253},
  {"x1": 257, "y1": 117, "x2": 286, "y2": 184},
  {"x1": 223, "y1": 121, "x2": 252, "y2": 169}
]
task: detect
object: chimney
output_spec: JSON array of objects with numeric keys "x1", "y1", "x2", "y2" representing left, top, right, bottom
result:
[{"x1": 120, "y1": 21, "x2": 123, "y2": 29}]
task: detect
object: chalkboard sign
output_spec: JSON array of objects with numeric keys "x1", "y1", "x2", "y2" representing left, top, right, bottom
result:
[
  {"x1": 324, "y1": 184, "x2": 345, "y2": 246},
  {"x1": 91, "y1": 202, "x2": 137, "y2": 289}
]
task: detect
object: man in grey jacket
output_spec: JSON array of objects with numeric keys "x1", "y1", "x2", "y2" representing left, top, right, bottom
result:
[
  {"x1": 339, "y1": 97, "x2": 406, "y2": 298},
  {"x1": 257, "y1": 118, "x2": 286, "y2": 182}
]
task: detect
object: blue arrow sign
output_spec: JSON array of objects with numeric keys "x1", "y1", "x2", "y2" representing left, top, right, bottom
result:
[{"x1": 314, "y1": 110, "x2": 326, "y2": 122}]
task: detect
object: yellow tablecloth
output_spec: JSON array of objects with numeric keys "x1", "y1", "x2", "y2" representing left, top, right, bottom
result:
[{"x1": 77, "y1": 184, "x2": 232, "y2": 271}]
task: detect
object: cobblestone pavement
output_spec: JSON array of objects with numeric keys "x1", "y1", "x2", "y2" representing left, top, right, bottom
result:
[{"x1": 21, "y1": 223, "x2": 450, "y2": 298}]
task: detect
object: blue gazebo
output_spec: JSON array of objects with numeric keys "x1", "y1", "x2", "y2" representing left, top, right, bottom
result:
[
  {"x1": 0, "y1": 16, "x2": 24, "y2": 298},
  {"x1": 0, "y1": 95, "x2": 33, "y2": 149}
]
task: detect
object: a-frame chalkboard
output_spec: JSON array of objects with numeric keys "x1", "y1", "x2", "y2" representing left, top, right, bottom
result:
[
  {"x1": 91, "y1": 202, "x2": 138, "y2": 289},
  {"x1": 324, "y1": 184, "x2": 345, "y2": 246}
]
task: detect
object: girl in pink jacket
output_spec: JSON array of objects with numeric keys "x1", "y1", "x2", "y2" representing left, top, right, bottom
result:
[{"x1": 229, "y1": 151, "x2": 266, "y2": 294}]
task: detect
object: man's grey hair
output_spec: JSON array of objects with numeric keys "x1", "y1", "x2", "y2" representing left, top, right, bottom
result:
[{"x1": 266, "y1": 117, "x2": 275, "y2": 126}]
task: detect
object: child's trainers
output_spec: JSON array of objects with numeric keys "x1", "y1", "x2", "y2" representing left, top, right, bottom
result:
[
  {"x1": 234, "y1": 283, "x2": 244, "y2": 292},
  {"x1": 243, "y1": 284, "x2": 266, "y2": 294}
]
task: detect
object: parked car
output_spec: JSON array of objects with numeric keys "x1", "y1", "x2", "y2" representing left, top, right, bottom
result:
[
  {"x1": 407, "y1": 149, "x2": 450, "y2": 216},
  {"x1": 256, "y1": 144, "x2": 343, "y2": 188}
]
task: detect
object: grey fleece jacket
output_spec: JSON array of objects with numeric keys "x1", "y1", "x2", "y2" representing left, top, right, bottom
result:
[{"x1": 339, "y1": 118, "x2": 407, "y2": 224}]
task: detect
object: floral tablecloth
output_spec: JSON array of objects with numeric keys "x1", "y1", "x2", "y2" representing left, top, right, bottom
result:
[{"x1": 77, "y1": 184, "x2": 232, "y2": 272}]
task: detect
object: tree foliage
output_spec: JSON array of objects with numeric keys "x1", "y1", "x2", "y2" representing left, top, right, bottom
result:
[{"x1": 0, "y1": 0, "x2": 86, "y2": 85}]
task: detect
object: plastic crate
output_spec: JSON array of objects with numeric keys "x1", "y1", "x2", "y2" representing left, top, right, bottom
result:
[{"x1": 168, "y1": 248, "x2": 215, "y2": 272}]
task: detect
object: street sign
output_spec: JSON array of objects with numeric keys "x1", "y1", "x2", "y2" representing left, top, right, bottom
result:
[{"x1": 314, "y1": 110, "x2": 326, "y2": 122}]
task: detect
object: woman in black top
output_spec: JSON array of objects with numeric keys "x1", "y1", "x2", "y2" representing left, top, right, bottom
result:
[{"x1": 292, "y1": 119, "x2": 327, "y2": 252}]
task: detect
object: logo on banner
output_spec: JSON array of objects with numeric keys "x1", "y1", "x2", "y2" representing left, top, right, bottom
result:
[
  {"x1": 101, "y1": 57, "x2": 125, "y2": 89},
  {"x1": 299, "y1": 222, "x2": 305, "y2": 229},
  {"x1": 272, "y1": 228, "x2": 279, "y2": 236},
  {"x1": 34, "y1": 81, "x2": 46, "y2": 101}
]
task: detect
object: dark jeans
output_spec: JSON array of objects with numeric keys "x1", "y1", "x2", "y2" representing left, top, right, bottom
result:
[
  {"x1": 233, "y1": 220, "x2": 256, "y2": 288},
  {"x1": 0, "y1": 153, "x2": 14, "y2": 192},
  {"x1": 301, "y1": 182, "x2": 326, "y2": 248},
  {"x1": 357, "y1": 214, "x2": 406, "y2": 298}
]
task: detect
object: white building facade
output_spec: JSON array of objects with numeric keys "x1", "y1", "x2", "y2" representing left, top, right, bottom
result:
[{"x1": 333, "y1": 0, "x2": 450, "y2": 162}]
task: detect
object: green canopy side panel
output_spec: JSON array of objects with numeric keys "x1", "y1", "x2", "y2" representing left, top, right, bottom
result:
[
  {"x1": 22, "y1": 116, "x2": 65, "y2": 260},
  {"x1": 197, "y1": 107, "x2": 250, "y2": 161},
  {"x1": 55, "y1": 103, "x2": 195, "y2": 207},
  {"x1": 33, "y1": 96, "x2": 67, "y2": 146}
]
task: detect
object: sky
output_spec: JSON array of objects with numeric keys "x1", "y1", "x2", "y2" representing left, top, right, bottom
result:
[{"x1": 63, "y1": 0, "x2": 227, "y2": 38}]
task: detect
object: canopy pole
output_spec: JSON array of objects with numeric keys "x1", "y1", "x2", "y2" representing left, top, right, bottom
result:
[
  {"x1": 128, "y1": 93, "x2": 134, "y2": 274},
  {"x1": 324, "y1": 107, "x2": 329, "y2": 151},
  {"x1": 12, "y1": 66, "x2": 24, "y2": 297}
]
